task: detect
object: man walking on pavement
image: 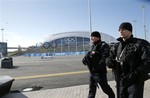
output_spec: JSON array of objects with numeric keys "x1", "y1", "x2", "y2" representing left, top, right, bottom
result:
[
  {"x1": 106, "y1": 22, "x2": 150, "y2": 98},
  {"x1": 82, "y1": 31, "x2": 115, "y2": 98}
]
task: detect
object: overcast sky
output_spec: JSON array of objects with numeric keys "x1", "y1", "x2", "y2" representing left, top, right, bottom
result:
[{"x1": 0, "y1": 0, "x2": 150, "y2": 47}]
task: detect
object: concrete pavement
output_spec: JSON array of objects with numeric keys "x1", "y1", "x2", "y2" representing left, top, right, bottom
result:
[{"x1": 1, "y1": 80, "x2": 150, "y2": 98}]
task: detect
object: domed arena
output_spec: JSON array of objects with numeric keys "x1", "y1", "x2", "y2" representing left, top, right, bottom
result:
[{"x1": 42, "y1": 31, "x2": 116, "y2": 53}]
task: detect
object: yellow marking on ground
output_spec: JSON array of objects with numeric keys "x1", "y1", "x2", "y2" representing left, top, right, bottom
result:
[
  {"x1": 14, "y1": 69, "x2": 111, "y2": 80},
  {"x1": 14, "y1": 70, "x2": 89, "y2": 80}
]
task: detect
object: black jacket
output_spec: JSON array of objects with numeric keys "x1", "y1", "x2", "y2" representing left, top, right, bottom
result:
[
  {"x1": 106, "y1": 35, "x2": 150, "y2": 82},
  {"x1": 84, "y1": 40, "x2": 110, "y2": 73}
]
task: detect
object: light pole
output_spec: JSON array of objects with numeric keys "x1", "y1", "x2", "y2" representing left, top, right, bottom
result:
[
  {"x1": 88, "y1": 0, "x2": 92, "y2": 46},
  {"x1": 1, "y1": 28, "x2": 4, "y2": 42},
  {"x1": 141, "y1": 4, "x2": 147, "y2": 40},
  {"x1": 133, "y1": 20, "x2": 137, "y2": 37}
]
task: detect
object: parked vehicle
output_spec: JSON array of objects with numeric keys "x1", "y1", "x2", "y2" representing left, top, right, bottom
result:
[{"x1": 41, "y1": 53, "x2": 53, "y2": 59}]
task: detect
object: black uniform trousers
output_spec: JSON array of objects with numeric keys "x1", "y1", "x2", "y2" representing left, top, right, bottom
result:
[
  {"x1": 88, "y1": 73, "x2": 115, "y2": 98},
  {"x1": 119, "y1": 79, "x2": 144, "y2": 98}
]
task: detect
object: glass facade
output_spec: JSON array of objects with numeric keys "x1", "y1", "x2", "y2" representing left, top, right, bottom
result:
[{"x1": 45, "y1": 36, "x2": 90, "y2": 53}]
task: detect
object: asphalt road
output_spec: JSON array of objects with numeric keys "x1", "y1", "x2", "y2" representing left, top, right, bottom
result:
[{"x1": 0, "y1": 55, "x2": 114, "y2": 92}]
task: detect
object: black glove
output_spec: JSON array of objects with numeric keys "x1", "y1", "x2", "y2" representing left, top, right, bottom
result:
[
  {"x1": 82, "y1": 58, "x2": 87, "y2": 65},
  {"x1": 106, "y1": 58, "x2": 116, "y2": 68}
]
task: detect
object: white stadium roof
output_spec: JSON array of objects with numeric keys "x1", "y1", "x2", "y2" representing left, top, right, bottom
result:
[{"x1": 43, "y1": 31, "x2": 116, "y2": 43}]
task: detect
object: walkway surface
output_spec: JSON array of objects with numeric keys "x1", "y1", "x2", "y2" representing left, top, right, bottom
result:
[{"x1": 1, "y1": 80, "x2": 150, "y2": 98}]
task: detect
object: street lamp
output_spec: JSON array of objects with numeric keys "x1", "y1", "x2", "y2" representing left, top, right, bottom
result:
[
  {"x1": 1, "y1": 28, "x2": 4, "y2": 42},
  {"x1": 141, "y1": 4, "x2": 147, "y2": 40},
  {"x1": 88, "y1": 0, "x2": 92, "y2": 46}
]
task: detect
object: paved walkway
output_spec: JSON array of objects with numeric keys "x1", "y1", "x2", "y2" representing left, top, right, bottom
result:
[{"x1": 2, "y1": 80, "x2": 150, "y2": 98}]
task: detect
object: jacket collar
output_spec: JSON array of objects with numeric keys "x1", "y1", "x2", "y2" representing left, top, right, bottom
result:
[
  {"x1": 117, "y1": 34, "x2": 134, "y2": 44},
  {"x1": 93, "y1": 39, "x2": 101, "y2": 45}
]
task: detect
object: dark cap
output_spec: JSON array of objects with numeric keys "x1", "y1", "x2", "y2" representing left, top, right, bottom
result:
[
  {"x1": 91, "y1": 31, "x2": 101, "y2": 38},
  {"x1": 119, "y1": 22, "x2": 132, "y2": 32}
]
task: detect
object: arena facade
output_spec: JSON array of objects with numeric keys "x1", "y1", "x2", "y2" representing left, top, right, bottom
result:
[{"x1": 42, "y1": 31, "x2": 116, "y2": 53}]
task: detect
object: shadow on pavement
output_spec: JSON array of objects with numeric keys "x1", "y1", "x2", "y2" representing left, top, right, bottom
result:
[
  {"x1": 0, "y1": 66, "x2": 20, "y2": 69},
  {"x1": 1, "y1": 90, "x2": 28, "y2": 98}
]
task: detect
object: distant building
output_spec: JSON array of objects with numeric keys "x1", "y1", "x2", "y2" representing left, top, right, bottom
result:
[
  {"x1": 0, "y1": 42, "x2": 7, "y2": 57},
  {"x1": 42, "y1": 31, "x2": 116, "y2": 53}
]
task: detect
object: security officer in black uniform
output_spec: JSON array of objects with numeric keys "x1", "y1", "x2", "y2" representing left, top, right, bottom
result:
[
  {"x1": 82, "y1": 31, "x2": 115, "y2": 98},
  {"x1": 106, "y1": 22, "x2": 150, "y2": 98}
]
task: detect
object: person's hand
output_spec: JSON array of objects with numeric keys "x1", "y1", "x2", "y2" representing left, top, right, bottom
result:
[{"x1": 106, "y1": 58, "x2": 116, "y2": 68}]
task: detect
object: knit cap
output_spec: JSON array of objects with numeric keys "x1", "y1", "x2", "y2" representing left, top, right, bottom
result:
[
  {"x1": 119, "y1": 22, "x2": 132, "y2": 32},
  {"x1": 91, "y1": 31, "x2": 101, "y2": 38}
]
